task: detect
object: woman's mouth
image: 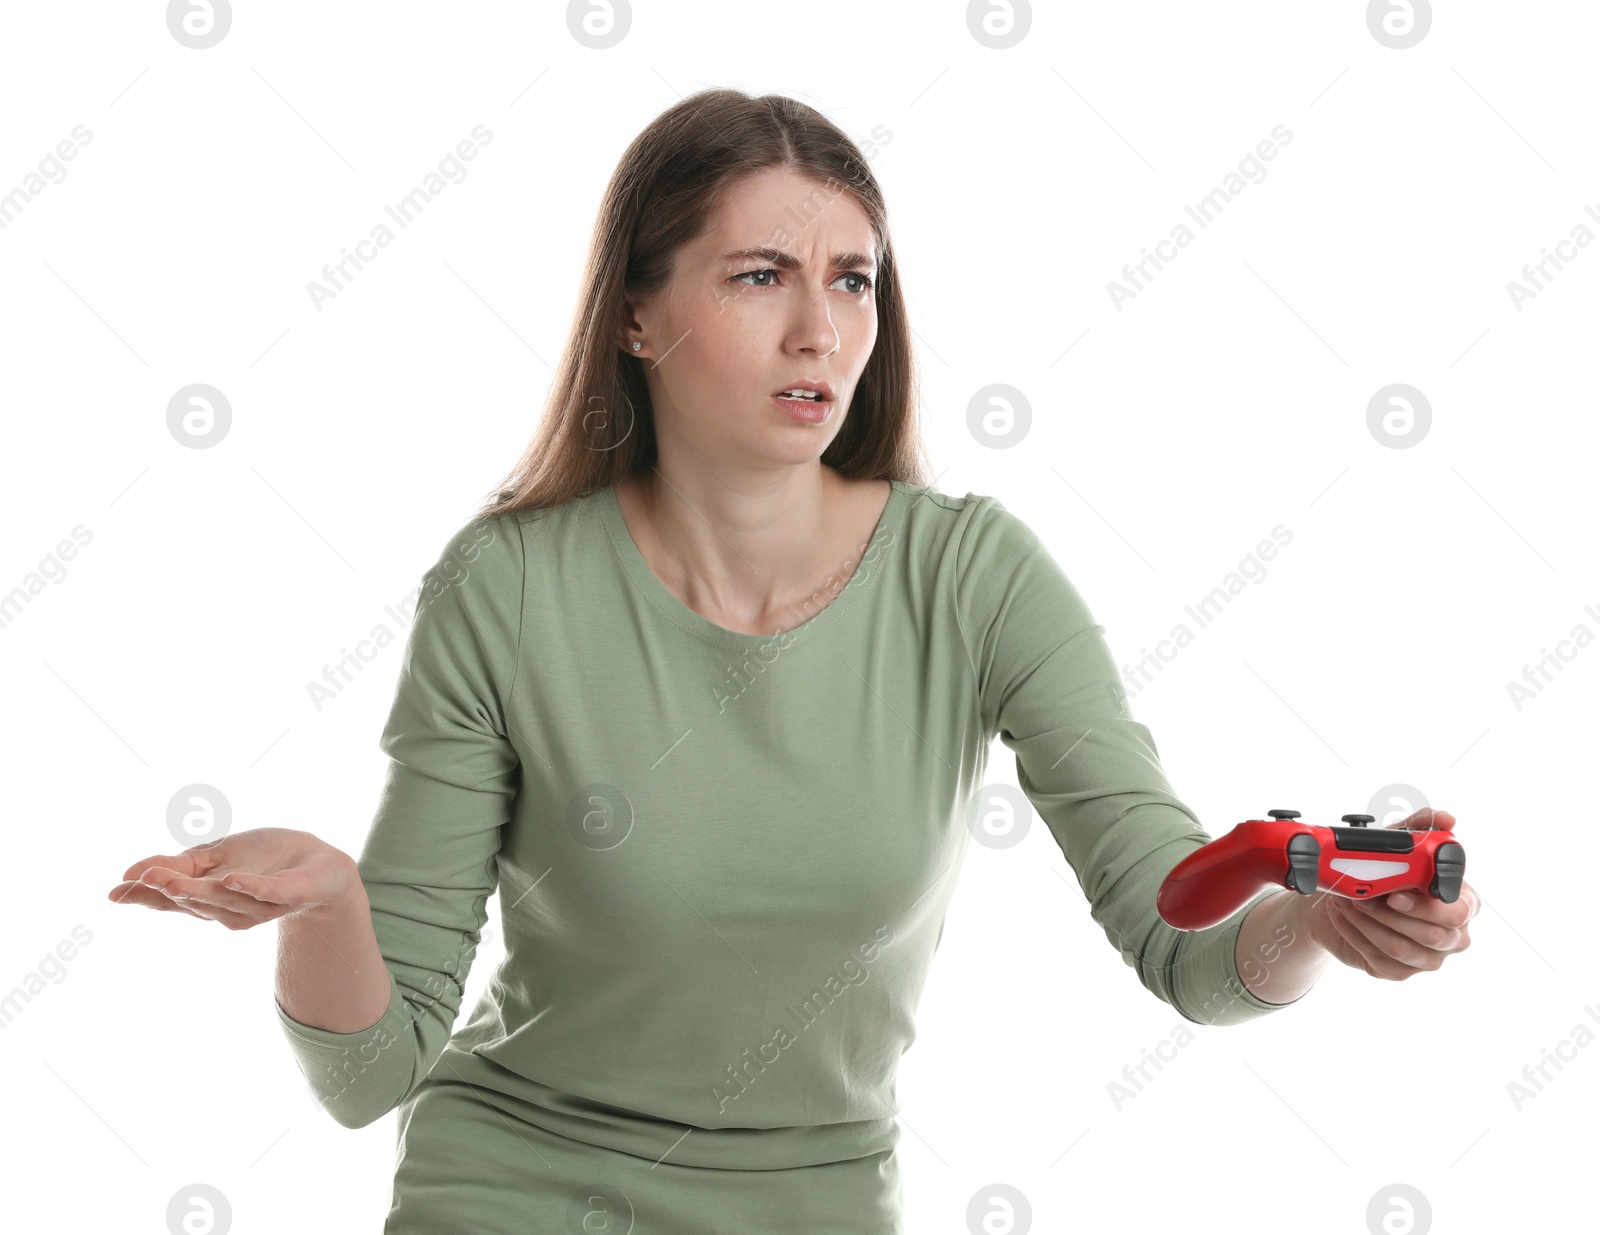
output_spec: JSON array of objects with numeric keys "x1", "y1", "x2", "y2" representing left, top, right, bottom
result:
[{"x1": 771, "y1": 390, "x2": 834, "y2": 422}]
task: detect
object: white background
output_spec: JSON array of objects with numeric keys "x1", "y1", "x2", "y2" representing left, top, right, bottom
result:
[{"x1": 1, "y1": 2, "x2": 1593, "y2": 1233}]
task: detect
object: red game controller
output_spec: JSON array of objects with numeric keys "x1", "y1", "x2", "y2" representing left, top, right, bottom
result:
[{"x1": 1157, "y1": 809, "x2": 1466, "y2": 931}]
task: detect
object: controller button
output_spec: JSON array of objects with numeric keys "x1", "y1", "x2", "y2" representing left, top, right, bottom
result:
[{"x1": 1329, "y1": 857, "x2": 1410, "y2": 881}]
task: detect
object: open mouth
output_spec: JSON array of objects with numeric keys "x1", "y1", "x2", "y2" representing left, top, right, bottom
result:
[
  {"x1": 771, "y1": 389, "x2": 833, "y2": 416},
  {"x1": 771, "y1": 378, "x2": 835, "y2": 402}
]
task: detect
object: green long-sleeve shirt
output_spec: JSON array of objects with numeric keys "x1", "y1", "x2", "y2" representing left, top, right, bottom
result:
[{"x1": 276, "y1": 478, "x2": 1298, "y2": 1208}]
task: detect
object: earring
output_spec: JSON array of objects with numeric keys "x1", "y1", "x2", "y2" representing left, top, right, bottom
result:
[{"x1": 632, "y1": 340, "x2": 642, "y2": 351}]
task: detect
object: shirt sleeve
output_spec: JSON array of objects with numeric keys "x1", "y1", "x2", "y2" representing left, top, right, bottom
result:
[
  {"x1": 953, "y1": 495, "x2": 1306, "y2": 1027},
  {"x1": 274, "y1": 511, "x2": 525, "y2": 1127}
]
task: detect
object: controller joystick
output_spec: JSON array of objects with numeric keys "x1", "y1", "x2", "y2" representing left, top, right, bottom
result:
[{"x1": 1156, "y1": 808, "x2": 1467, "y2": 931}]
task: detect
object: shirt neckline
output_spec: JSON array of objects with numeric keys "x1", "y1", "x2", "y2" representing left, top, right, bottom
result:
[{"x1": 598, "y1": 478, "x2": 909, "y2": 650}]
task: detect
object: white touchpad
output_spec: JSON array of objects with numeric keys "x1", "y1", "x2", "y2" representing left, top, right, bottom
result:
[{"x1": 1330, "y1": 858, "x2": 1411, "y2": 881}]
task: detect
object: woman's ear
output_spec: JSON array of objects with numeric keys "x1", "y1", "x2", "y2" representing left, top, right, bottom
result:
[{"x1": 617, "y1": 294, "x2": 650, "y2": 354}]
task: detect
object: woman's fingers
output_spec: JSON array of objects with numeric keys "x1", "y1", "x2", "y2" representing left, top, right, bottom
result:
[
  {"x1": 106, "y1": 870, "x2": 249, "y2": 915},
  {"x1": 159, "y1": 871, "x2": 275, "y2": 917},
  {"x1": 120, "y1": 840, "x2": 233, "y2": 884},
  {"x1": 211, "y1": 869, "x2": 292, "y2": 906},
  {"x1": 120, "y1": 855, "x2": 195, "y2": 882},
  {"x1": 110, "y1": 835, "x2": 345, "y2": 928},
  {"x1": 124, "y1": 875, "x2": 269, "y2": 929},
  {"x1": 161, "y1": 896, "x2": 259, "y2": 929},
  {"x1": 105, "y1": 881, "x2": 207, "y2": 918},
  {"x1": 107, "y1": 878, "x2": 182, "y2": 907},
  {"x1": 164, "y1": 867, "x2": 325, "y2": 926}
]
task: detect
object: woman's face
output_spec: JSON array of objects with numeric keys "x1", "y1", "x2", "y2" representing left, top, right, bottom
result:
[{"x1": 627, "y1": 165, "x2": 879, "y2": 475}]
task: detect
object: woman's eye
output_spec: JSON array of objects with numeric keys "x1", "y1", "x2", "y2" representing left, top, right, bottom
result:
[{"x1": 733, "y1": 269, "x2": 874, "y2": 295}]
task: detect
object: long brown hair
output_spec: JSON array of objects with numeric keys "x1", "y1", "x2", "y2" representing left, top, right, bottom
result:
[{"x1": 475, "y1": 88, "x2": 933, "y2": 521}]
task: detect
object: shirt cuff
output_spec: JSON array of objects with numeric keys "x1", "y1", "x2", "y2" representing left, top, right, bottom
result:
[
  {"x1": 1172, "y1": 893, "x2": 1311, "y2": 1027},
  {"x1": 274, "y1": 973, "x2": 412, "y2": 1127},
  {"x1": 274, "y1": 971, "x2": 404, "y2": 1044}
]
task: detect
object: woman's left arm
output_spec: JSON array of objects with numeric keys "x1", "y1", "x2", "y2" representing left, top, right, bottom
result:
[{"x1": 1238, "y1": 807, "x2": 1482, "y2": 1005}]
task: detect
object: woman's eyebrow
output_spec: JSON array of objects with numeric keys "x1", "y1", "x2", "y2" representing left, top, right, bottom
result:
[{"x1": 721, "y1": 245, "x2": 877, "y2": 274}]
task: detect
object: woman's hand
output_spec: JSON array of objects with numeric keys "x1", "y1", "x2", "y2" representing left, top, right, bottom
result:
[
  {"x1": 1307, "y1": 807, "x2": 1479, "y2": 980},
  {"x1": 107, "y1": 828, "x2": 359, "y2": 931}
]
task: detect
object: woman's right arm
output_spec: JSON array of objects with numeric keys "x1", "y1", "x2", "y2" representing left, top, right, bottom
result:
[
  {"x1": 275, "y1": 861, "x2": 392, "y2": 1034},
  {"x1": 111, "y1": 512, "x2": 524, "y2": 1130},
  {"x1": 107, "y1": 824, "x2": 418, "y2": 1126},
  {"x1": 270, "y1": 512, "x2": 524, "y2": 1129}
]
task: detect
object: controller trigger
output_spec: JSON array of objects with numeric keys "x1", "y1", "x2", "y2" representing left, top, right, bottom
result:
[
  {"x1": 1430, "y1": 841, "x2": 1466, "y2": 903},
  {"x1": 1285, "y1": 832, "x2": 1320, "y2": 895}
]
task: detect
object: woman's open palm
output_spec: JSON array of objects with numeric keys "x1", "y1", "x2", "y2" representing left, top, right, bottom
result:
[{"x1": 107, "y1": 827, "x2": 357, "y2": 930}]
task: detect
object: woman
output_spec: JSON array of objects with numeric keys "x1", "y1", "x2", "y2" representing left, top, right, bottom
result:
[{"x1": 108, "y1": 88, "x2": 1478, "y2": 1232}]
